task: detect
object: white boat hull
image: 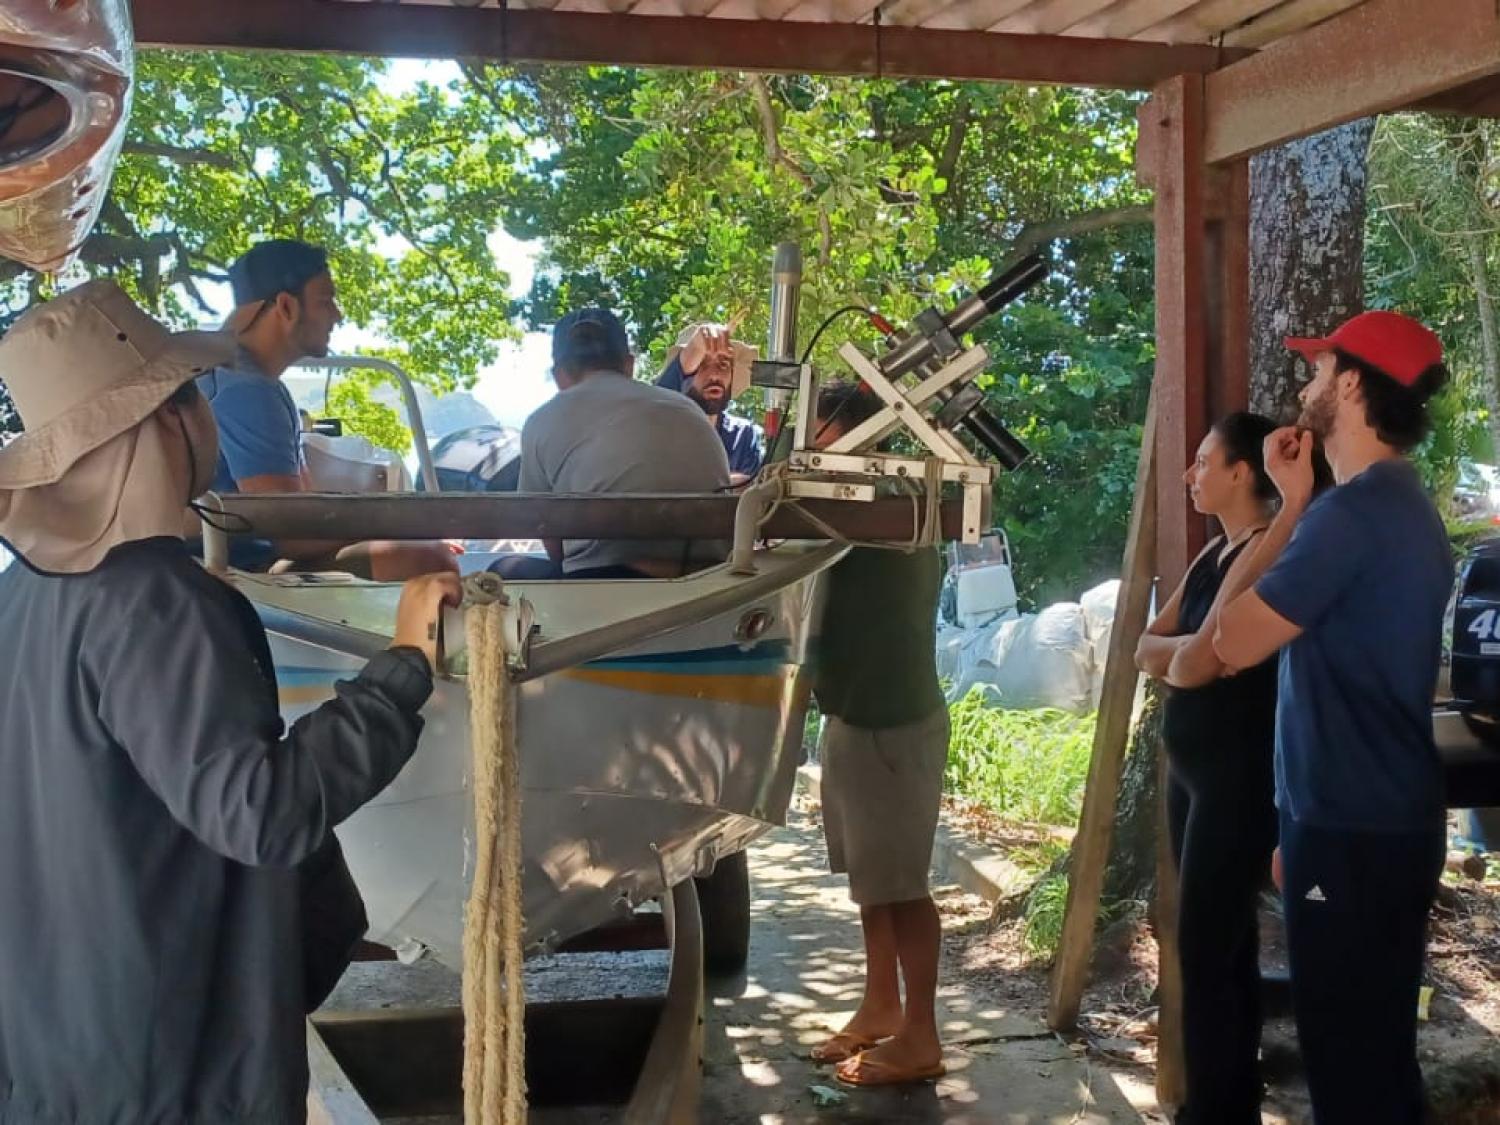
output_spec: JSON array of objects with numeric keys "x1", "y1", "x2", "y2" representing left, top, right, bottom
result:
[{"x1": 238, "y1": 545, "x2": 837, "y2": 970}]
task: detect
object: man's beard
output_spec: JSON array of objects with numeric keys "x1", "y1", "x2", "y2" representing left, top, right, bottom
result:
[
  {"x1": 293, "y1": 315, "x2": 331, "y2": 360},
  {"x1": 685, "y1": 384, "x2": 726, "y2": 415},
  {"x1": 1297, "y1": 382, "x2": 1337, "y2": 439}
]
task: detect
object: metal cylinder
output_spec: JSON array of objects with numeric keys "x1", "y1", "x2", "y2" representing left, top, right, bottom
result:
[
  {"x1": 766, "y1": 242, "x2": 802, "y2": 363},
  {"x1": 877, "y1": 253, "x2": 1047, "y2": 382}
]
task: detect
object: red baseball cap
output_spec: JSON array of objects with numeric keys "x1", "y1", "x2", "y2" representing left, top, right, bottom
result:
[{"x1": 1285, "y1": 311, "x2": 1442, "y2": 387}]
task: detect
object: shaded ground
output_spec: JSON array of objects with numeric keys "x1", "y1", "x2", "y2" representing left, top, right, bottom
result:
[
  {"x1": 322, "y1": 797, "x2": 1500, "y2": 1123},
  {"x1": 947, "y1": 836, "x2": 1500, "y2": 1124},
  {"x1": 700, "y1": 796, "x2": 1153, "y2": 1123}
]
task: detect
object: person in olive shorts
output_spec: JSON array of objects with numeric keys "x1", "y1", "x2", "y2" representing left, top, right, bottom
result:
[
  {"x1": 1136, "y1": 412, "x2": 1285, "y2": 1124},
  {"x1": 807, "y1": 381, "x2": 950, "y2": 1088}
]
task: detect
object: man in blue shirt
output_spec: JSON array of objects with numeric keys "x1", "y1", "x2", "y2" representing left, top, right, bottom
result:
[
  {"x1": 199, "y1": 240, "x2": 456, "y2": 578},
  {"x1": 656, "y1": 323, "x2": 763, "y2": 481},
  {"x1": 1214, "y1": 311, "x2": 1453, "y2": 1124}
]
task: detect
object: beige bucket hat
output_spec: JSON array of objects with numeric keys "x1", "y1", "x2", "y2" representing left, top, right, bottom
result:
[{"x1": 0, "y1": 279, "x2": 232, "y2": 489}]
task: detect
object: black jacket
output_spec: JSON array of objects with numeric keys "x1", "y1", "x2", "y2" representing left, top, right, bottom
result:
[{"x1": 0, "y1": 538, "x2": 431, "y2": 1124}]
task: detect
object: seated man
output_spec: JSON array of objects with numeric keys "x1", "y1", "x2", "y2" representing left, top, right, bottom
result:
[
  {"x1": 518, "y1": 308, "x2": 730, "y2": 578},
  {"x1": 198, "y1": 239, "x2": 457, "y2": 578},
  {"x1": 657, "y1": 323, "x2": 763, "y2": 482}
]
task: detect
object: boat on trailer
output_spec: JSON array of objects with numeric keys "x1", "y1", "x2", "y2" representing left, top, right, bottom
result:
[{"x1": 239, "y1": 539, "x2": 840, "y2": 969}]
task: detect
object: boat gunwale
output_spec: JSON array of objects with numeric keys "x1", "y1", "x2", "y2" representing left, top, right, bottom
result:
[{"x1": 243, "y1": 542, "x2": 847, "y2": 681}]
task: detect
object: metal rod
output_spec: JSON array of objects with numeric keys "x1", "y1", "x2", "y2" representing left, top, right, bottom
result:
[{"x1": 212, "y1": 492, "x2": 971, "y2": 542}]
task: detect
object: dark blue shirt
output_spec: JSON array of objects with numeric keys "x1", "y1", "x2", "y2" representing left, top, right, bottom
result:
[
  {"x1": 1256, "y1": 459, "x2": 1452, "y2": 833},
  {"x1": 656, "y1": 356, "x2": 763, "y2": 476}
]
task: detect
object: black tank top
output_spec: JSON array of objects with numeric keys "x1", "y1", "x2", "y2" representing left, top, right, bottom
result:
[{"x1": 1161, "y1": 536, "x2": 1279, "y2": 764}]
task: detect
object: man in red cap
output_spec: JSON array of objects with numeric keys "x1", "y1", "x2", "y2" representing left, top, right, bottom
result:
[{"x1": 1212, "y1": 311, "x2": 1452, "y2": 1123}]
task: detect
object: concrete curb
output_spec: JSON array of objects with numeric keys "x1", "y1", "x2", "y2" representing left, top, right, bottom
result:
[{"x1": 795, "y1": 764, "x2": 1032, "y2": 906}]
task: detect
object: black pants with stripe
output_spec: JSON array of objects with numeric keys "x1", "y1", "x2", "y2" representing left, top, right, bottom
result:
[{"x1": 1279, "y1": 813, "x2": 1445, "y2": 1125}]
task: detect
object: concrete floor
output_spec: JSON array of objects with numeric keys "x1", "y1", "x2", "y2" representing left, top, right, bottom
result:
[
  {"x1": 699, "y1": 806, "x2": 1150, "y2": 1124},
  {"x1": 321, "y1": 805, "x2": 1155, "y2": 1123}
]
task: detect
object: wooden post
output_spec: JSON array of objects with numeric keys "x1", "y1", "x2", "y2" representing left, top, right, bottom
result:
[
  {"x1": 1147, "y1": 74, "x2": 1209, "y2": 596},
  {"x1": 1047, "y1": 390, "x2": 1157, "y2": 1032},
  {"x1": 1206, "y1": 158, "x2": 1252, "y2": 420}
]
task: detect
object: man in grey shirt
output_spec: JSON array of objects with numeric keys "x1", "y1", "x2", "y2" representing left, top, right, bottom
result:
[{"x1": 519, "y1": 307, "x2": 731, "y2": 578}]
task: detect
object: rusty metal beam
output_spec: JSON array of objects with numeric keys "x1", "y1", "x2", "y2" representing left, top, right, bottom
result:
[
  {"x1": 130, "y1": 0, "x2": 1245, "y2": 88},
  {"x1": 1203, "y1": 0, "x2": 1500, "y2": 163},
  {"x1": 211, "y1": 492, "x2": 973, "y2": 541},
  {"x1": 1421, "y1": 73, "x2": 1500, "y2": 119}
]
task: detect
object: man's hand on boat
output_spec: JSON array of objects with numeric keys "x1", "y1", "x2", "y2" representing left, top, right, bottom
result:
[
  {"x1": 340, "y1": 538, "x2": 464, "y2": 581},
  {"x1": 393, "y1": 571, "x2": 465, "y2": 670}
]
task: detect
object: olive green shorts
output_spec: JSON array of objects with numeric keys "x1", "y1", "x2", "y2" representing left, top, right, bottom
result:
[{"x1": 819, "y1": 707, "x2": 950, "y2": 906}]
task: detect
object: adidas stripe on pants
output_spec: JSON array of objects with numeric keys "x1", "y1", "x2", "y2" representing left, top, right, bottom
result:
[{"x1": 1279, "y1": 811, "x2": 1445, "y2": 1125}]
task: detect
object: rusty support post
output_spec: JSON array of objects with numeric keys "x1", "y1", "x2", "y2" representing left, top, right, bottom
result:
[
  {"x1": 1206, "y1": 159, "x2": 1251, "y2": 422},
  {"x1": 1145, "y1": 75, "x2": 1208, "y2": 597}
]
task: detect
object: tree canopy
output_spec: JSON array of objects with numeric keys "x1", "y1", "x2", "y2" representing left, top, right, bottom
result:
[
  {"x1": 489, "y1": 68, "x2": 1156, "y2": 602},
  {"x1": 16, "y1": 55, "x2": 1498, "y2": 602},
  {"x1": 1, "y1": 55, "x2": 1159, "y2": 604}
]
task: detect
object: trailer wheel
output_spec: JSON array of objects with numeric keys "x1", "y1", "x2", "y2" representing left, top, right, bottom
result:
[{"x1": 695, "y1": 849, "x2": 751, "y2": 976}]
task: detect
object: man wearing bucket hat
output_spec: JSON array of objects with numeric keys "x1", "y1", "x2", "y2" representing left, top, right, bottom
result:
[
  {"x1": 200, "y1": 238, "x2": 458, "y2": 578},
  {"x1": 0, "y1": 280, "x2": 461, "y2": 1123},
  {"x1": 1212, "y1": 311, "x2": 1453, "y2": 1123},
  {"x1": 657, "y1": 322, "x2": 763, "y2": 481}
]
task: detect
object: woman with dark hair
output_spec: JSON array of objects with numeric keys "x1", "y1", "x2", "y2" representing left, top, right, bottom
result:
[{"x1": 1135, "y1": 411, "x2": 1284, "y2": 1124}]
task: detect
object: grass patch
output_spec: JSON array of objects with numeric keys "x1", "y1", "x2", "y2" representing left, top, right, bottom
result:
[
  {"x1": 944, "y1": 688, "x2": 1096, "y2": 828},
  {"x1": 1022, "y1": 872, "x2": 1070, "y2": 959}
]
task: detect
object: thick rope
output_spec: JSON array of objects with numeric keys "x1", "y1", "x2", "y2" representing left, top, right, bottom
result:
[{"x1": 462, "y1": 594, "x2": 527, "y2": 1125}]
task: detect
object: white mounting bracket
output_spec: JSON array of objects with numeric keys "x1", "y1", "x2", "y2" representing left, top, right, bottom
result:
[{"x1": 781, "y1": 340, "x2": 996, "y2": 544}]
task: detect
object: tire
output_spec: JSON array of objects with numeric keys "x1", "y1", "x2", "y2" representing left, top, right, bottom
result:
[{"x1": 695, "y1": 849, "x2": 751, "y2": 976}]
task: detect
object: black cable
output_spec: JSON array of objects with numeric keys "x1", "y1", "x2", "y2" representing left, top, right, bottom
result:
[{"x1": 798, "y1": 304, "x2": 874, "y2": 367}]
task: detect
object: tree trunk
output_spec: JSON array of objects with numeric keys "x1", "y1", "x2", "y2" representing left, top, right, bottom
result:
[
  {"x1": 1249, "y1": 119, "x2": 1377, "y2": 421},
  {"x1": 1102, "y1": 682, "x2": 1165, "y2": 905},
  {"x1": 1468, "y1": 234, "x2": 1500, "y2": 461}
]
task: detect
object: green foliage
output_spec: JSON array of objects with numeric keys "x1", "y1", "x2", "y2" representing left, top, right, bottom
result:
[
  {"x1": 1, "y1": 51, "x2": 522, "y2": 440},
  {"x1": 1022, "y1": 871, "x2": 1070, "y2": 960},
  {"x1": 1447, "y1": 516, "x2": 1499, "y2": 558},
  {"x1": 1367, "y1": 114, "x2": 1500, "y2": 507},
  {"x1": 493, "y1": 71, "x2": 1154, "y2": 604},
  {"x1": 326, "y1": 373, "x2": 412, "y2": 454},
  {"x1": 944, "y1": 689, "x2": 1096, "y2": 826}
]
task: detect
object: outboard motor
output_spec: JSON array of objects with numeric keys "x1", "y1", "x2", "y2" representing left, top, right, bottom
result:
[{"x1": 1449, "y1": 538, "x2": 1500, "y2": 743}]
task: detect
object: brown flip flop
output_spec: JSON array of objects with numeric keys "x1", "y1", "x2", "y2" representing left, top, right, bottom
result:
[
  {"x1": 810, "y1": 1031, "x2": 887, "y2": 1064},
  {"x1": 835, "y1": 1052, "x2": 947, "y2": 1087}
]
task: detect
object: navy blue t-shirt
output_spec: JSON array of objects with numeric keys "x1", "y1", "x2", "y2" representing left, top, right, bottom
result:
[
  {"x1": 655, "y1": 356, "x2": 764, "y2": 476},
  {"x1": 1256, "y1": 459, "x2": 1452, "y2": 833}
]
